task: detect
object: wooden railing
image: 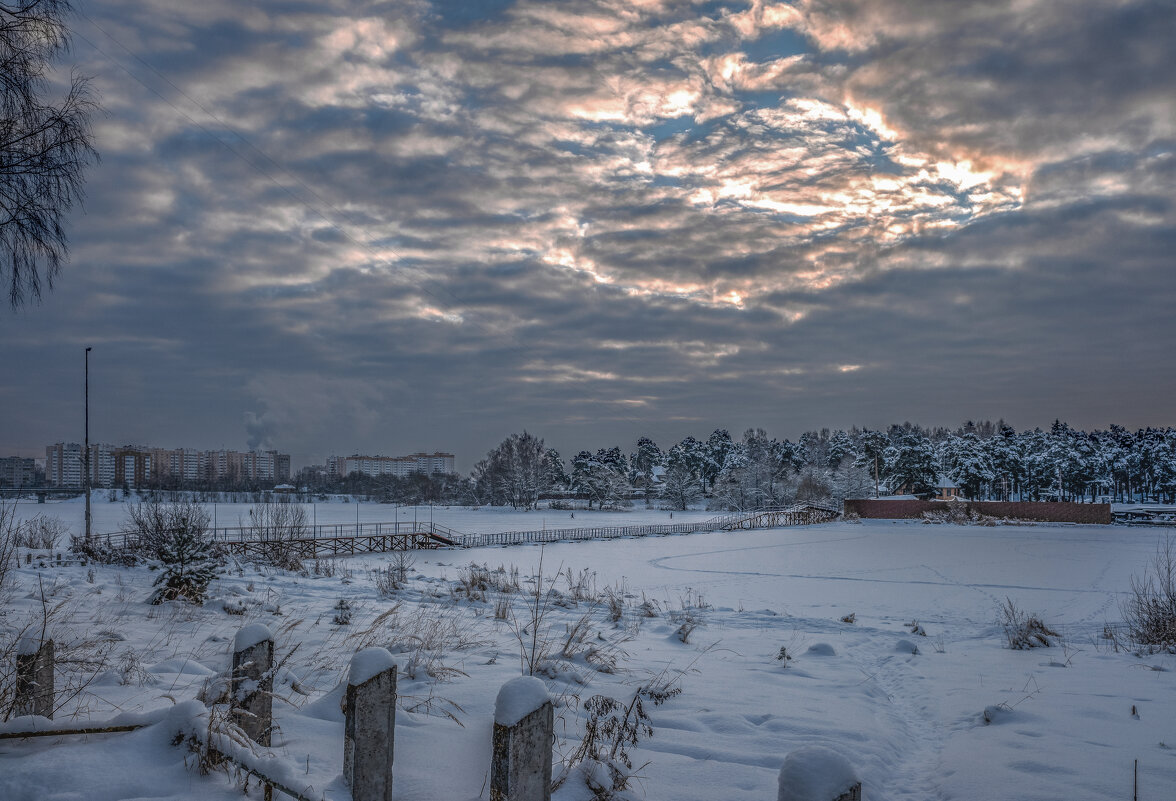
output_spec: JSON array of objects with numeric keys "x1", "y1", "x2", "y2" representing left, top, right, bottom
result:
[{"x1": 89, "y1": 503, "x2": 840, "y2": 556}]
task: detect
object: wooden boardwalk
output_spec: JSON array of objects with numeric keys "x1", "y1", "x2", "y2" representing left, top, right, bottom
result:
[{"x1": 93, "y1": 503, "x2": 840, "y2": 558}]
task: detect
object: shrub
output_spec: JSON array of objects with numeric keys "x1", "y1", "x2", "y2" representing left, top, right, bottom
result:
[
  {"x1": 999, "y1": 598, "x2": 1058, "y2": 649},
  {"x1": 149, "y1": 511, "x2": 219, "y2": 605},
  {"x1": 1122, "y1": 536, "x2": 1176, "y2": 652},
  {"x1": 245, "y1": 502, "x2": 309, "y2": 571},
  {"x1": 14, "y1": 514, "x2": 68, "y2": 550},
  {"x1": 557, "y1": 677, "x2": 682, "y2": 798},
  {"x1": 126, "y1": 500, "x2": 212, "y2": 560}
]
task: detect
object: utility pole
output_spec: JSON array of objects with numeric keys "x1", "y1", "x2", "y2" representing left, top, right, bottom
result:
[{"x1": 84, "y1": 347, "x2": 92, "y2": 541}]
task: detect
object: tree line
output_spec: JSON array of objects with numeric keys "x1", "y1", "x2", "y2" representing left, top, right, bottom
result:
[{"x1": 315, "y1": 421, "x2": 1176, "y2": 511}]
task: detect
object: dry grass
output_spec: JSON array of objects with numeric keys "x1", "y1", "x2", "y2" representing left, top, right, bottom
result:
[
  {"x1": 1122, "y1": 536, "x2": 1176, "y2": 652},
  {"x1": 999, "y1": 598, "x2": 1059, "y2": 649}
]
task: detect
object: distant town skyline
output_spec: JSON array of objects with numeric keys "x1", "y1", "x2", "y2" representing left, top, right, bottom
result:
[{"x1": 2, "y1": 1, "x2": 1173, "y2": 472}]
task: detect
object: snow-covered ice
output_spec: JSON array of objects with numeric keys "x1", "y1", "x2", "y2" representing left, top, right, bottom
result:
[{"x1": 1, "y1": 501, "x2": 1174, "y2": 801}]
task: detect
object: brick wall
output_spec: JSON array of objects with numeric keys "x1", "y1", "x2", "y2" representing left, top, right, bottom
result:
[{"x1": 843, "y1": 499, "x2": 1112, "y2": 525}]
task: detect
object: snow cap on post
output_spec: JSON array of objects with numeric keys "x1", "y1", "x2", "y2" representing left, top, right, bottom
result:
[
  {"x1": 778, "y1": 746, "x2": 860, "y2": 801},
  {"x1": 495, "y1": 676, "x2": 549, "y2": 727},
  {"x1": 233, "y1": 623, "x2": 274, "y2": 653},
  {"x1": 349, "y1": 647, "x2": 398, "y2": 686}
]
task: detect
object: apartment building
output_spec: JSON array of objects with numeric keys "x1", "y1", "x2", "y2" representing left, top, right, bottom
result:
[
  {"x1": 45, "y1": 442, "x2": 84, "y2": 487},
  {"x1": 327, "y1": 451, "x2": 455, "y2": 479},
  {"x1": 45, "y1": 442, "x2": 291, "y2": 487},
  {"x1": 0, "y1": 457, "x2": 37, "y2": 488}
]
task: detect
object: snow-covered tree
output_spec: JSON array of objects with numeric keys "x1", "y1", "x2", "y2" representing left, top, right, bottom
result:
[
  {"x1": 474, "y1": 432, "x2": 551, "y2": 509},
  {"x1": 543, "y1": 448, "x2": 570, "y2": 492},
  {"x1": 985, "y1": 423, "x2": 1021, "y2": 500},
  {"x1": 943, "y1": 432, "x2": 994, "y2": 500},
  {"x1": 572, "y1": 448, "x2": 631, "y2": 509},
  {"x1": 701, "y1": 429, "x2": 734, "y2": 492},
  {"x1": 826, "y1": 430, "x2": 854, "y2": 471},
  {"x1": 854, "y1": 430, "x2": 890, "y2": 497},
  {"x1": 148, "y1": 504, "x2": 218, "y2": 605},
  {"x1": 630, "y1": 437, "x2": 664, "y2": 505},
  {"x1": 884, "y1": 432, "x2": 937, "y2": 496}
]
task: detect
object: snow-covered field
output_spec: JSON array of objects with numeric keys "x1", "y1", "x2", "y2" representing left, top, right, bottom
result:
[{"x1": 2, "y1": 503, "x2": 1175, "y2": 801}]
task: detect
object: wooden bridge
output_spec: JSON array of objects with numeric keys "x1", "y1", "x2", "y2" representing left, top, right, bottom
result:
[
  {"x1": 714, "y1": 503, "x2": 841, "y2": 530},
  {"x1": 92, "y1": 503, "x2": 840, "y2": 559},
  {"x1": 426, "y1": 503, "x2": 841, "y2": 548}
]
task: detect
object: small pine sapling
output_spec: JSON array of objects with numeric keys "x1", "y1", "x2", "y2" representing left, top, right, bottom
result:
[{"x1": 149, "y1": 520, "x2": 219, "y2": 605}]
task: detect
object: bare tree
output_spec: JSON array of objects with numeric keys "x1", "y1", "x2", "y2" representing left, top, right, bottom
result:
[
  {"x1": 244, "y1": 501, "x2": 309, "y2": 570},
  {"x1": 1, "y1": 0, "x2": 99, "y2": 307}
]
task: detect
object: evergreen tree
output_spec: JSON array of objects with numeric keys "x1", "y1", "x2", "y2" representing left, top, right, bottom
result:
[
  {"x1": 630, "y1": 437, "x2": 664, "y2": 504},
  {"x1": 543, "y1": 448, "x2": 569, "y2": 492},
  {"x1": 826, "y1": 430, "x2": 854, "y2": 471},
  {"x1": 855, "y1": 430, "x2": 890, "y2": 497},
  {"x1": 884, "y1": 432, "x2": 937, "y2": 496},
  {"x1": 701, "y1": 429, "x2": 733, "y2": 492},
  {"x1": 944, "y1": 432, "x2": 994, "y2": 500},
  {"x1": 150, "y1": 510, "x2": 218, "y2": 604},
  {"x1": 985, "y1": 423, "x2": 1021, "y2": 500}
]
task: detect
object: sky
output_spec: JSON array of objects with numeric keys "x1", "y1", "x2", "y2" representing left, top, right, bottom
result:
[{"x1": 1, "y1": 0, "x2": 1174, "y2": 471}]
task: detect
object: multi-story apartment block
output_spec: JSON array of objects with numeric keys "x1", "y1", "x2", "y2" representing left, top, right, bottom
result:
[
  {"x1": 328, "y1": 451, "x2": 455, "y2": 479},
  {"x1": 91, "y1": 444, "x2": 116, "y2": 488},
  {"x1": 46, "y1": 442, "x2": 84, "y2": 487},
  {"x1": 113, "y1": 447, "x2": 153, "y2": 489},
  {"x1": 45, "y1": 442, "x2": 291, "y2": 488},
  {"x1": 0, "y1": 457, "x2": 37, "y2": 488},
  {"x1": 275, "y1": 453, "x2": 291, "y2": 482},
  {"x1": 412, "y1": 452, "x2": 455, "y2": 474}
]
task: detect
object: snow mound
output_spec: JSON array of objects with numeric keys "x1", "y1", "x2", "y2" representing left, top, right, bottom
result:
[
  {"x1": 983, "y1": 704, "x2": 1014, "y2": 725},
  {"x1": 777, "y1": 745, "x2": 859, "y2": 801},
  {"x1": 349, "y1": 647, "x2": 397, "y2": 687},
  {"x1": 150, "y1": 658, "x2": 215, "y2": 676},
  {"x1": 495, "y1": 676, "x2": 549, "y2": 726},
  {"x1": 233, "y1": 623, "x2": 273, "y2": 652},
  {"x1": 806, "y1": 643, "x2": 836, "y2": 657},
  {"x1": 895, "y1": 639, "x2": 918, "y2": 654}
]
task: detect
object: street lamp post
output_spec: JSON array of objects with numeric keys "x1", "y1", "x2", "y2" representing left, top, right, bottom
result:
[{"x1": 84, "y1": 347, "x2": 92, "y2": 541}]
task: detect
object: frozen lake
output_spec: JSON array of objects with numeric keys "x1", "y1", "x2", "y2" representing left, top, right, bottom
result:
[{"x1": 1, "y1": 508, "x2": 1173, "y2": 801}]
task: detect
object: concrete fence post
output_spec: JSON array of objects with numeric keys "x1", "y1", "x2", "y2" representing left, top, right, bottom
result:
[
  {"x1": 231, "y1": 624, "x2": 274, "y2": 745},
  {"x1": 15, "y1": 638, "x2": 54, "y2": 719},
  {"x1": 777, "y1": 745, "x2": 861, "y2": 801},
  {"x1": 491, "y1": 676, "x2": 553, "y2": 801},
  {"x1": 344, "y1": 648, "x2": 397, "y2": 801}
]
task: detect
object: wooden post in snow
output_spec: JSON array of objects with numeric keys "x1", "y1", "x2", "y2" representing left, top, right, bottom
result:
[{"x1": 15, "y1": 638, "x2": 54, "y2": 718}]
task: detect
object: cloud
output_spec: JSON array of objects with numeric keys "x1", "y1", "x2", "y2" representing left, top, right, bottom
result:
[{"x1": 1, "y1": 0, "x2": 1172, "y2": 467}]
